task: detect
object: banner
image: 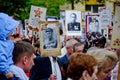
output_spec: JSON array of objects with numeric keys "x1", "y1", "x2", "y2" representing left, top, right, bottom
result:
[
  {"x1": 111, "y1": 5, "x2": 120, "y2": 49},
  {"x1": 86, "y1": 15, "x2": 99, "y2": 36},
  {"x1": 98, "y1": 6, "x2": 111, "y2": 37},
  {"x1": 65, "y1": 10, "x2": 82, "y2": 36},
  {"x1": 29, "y1": 5, "x2": 47, "y2": 28}
]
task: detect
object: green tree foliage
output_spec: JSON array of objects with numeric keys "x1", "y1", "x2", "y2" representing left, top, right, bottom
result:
[
  {"x1": 0, "y1": 0, "x2": 30, "y2": 20},
  {"x1": 67, "y1": 0, "x2": 85, "y2": 9},
  {"x1": 0, "y1": 0, "x2": 67, "y2": 20},
  {"x1": 30, "y1": 0, "x2": 66, "y2": 18}
]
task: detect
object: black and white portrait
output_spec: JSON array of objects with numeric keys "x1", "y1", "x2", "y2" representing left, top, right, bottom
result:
[
  {"x1": 43, "y1": 27, "x2": 57, "y2": 49},
  {"x1": 86, "y1": 15, "x2": 100, "y2": 34},
  {"x1": 65, "y1": 10, "x2": 82, "y2": 36},
  {"x1": 39, "y1": 21, "x2": 61, "y2": 57}
]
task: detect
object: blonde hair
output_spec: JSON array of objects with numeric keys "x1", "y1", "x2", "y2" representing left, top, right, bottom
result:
[{"x1": 87, "y1": 48, "x2": 118, "y2": 71}]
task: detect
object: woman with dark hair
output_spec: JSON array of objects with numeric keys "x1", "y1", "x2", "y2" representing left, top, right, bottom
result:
[
  {"x1": 67, "y1": 52, "x2": 98, "y2": 80},
  {"x1": 83, "y1": 32, "x2": 106, "y2": 53}
]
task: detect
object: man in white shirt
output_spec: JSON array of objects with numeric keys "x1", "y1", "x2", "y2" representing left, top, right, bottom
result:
[{"x1": 10, "y1": 41, "x2": 35, "y2": 80}]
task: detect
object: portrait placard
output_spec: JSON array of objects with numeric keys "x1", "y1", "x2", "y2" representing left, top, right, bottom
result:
[
  {"x1": 86, "y1": 15, "x2": 99, "y2": 36},
  {"x1": 39, "y1": 21, "x2": 61, "y2": 57},
  {"x1": 81, "y1": 11, "x2": 91, "y2": 26},
  {"x1": 29, "y1": 5, "x2": 47, "y2": 28},
  {"x1": 98, "y1": 6, "x2": 112, "y2": 38},
  {"x1": 65, "y1": 10, "x2": 82, "y2": 36},
  {"x1": 111, "y1": 5, "x2": 120, "y2": 49}
]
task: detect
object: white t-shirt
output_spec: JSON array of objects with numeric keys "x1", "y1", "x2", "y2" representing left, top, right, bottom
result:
[
  {"x1": 49, "y1": 57, "x2": 62, "y2": 80},
  {"x1": 10, "y1": 65, "x2": 28, "y2": 80}
]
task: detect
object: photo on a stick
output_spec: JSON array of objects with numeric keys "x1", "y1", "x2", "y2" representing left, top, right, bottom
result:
[
  {"x1": 39, "y1": 21, "x2": 61, "y2": 57},
  {"x1": 65, "y1": 10, "x2": 82, "y2": 36}
]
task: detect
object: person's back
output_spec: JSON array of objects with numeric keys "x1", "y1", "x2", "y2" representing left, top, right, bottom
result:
[{"x1": 0, "y1": 13, "x2": 18, "y2": 80}]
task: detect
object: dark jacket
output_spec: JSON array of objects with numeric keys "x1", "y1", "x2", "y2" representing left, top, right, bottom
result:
[
  {"x1": 30, "y1": 56, "x2": 62, "y2": 80},
  {"x1": 59, "y1": 54, "x2": 69, "y2": 80},
  {"x1": 0, "y1": 13, "x2": 18, "y2": 80},
  {"x1": 68, "y1": 22, "x2": 80, "y2": 31}
]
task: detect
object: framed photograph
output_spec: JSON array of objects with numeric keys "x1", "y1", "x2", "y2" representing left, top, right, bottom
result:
[
  {"x1": 86, "y1": 15, "x2": 99, "y2": 36},
  {"x1": 98, "y1": 6, "x2": 111, "y2": 35},
  {"x1": 65, "y1": 10, "x2": 82, "y2": 36},
  {"x1": 111, "y1": 5, "x2": 120, "y2": 49},
  {"x1": 81, "y1": 11, "x2": 91, "y2": 26},
  {"x1": 46, "y1": 16, "x2": 58, "y2": 21},
  {"x1": 29, "y1": 5, "x2": 47, "y2": 28},
  {"x1": 60, "y1": 10, "x2": 65, "y2": 20},
  {"x1": 39, "y1": 21, "x2": 61, "y2": 57}
]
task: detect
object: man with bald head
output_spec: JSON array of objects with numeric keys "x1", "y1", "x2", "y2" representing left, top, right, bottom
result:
[{"x1": 59, "y1": 39, "x2": 78, "y2": 79}]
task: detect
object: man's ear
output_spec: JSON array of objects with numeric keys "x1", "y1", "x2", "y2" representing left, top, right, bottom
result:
[
  {"x1": 22, "y1": 56, "x2": 28, "y2": 65},
  {"x1": 82, "y1": 70, "x2": 89, "y2": 80}
]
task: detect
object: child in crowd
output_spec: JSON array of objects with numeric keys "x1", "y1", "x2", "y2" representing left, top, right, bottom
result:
[{"x1": 0, "y1": 12, "x2": 18, "y2": 80}]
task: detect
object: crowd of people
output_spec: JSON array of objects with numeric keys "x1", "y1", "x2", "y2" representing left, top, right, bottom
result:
[{"x1": 0, "y1": 12, "x2": 120, "y2": 80}]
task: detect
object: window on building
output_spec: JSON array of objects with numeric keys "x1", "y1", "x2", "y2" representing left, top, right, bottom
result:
[{"x1": 85, "y1": 5, "x2": 104, "y2": 13}]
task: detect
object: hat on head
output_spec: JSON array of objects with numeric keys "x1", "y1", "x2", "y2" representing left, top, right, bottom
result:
[
  {"x1": 0, "y1": 12, "x2": 19, "y2": 39},
  {"x1": 45, "y1": 28, "x2": 53, "y2": 32}
]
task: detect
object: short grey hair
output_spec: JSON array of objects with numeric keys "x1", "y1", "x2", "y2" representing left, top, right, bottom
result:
[
  {"x1": 66, "y1": 39, "x2": 78, "y2": 48},
  {"x1": 87, "y1": 48, "x2": 118, "y2": 71}
]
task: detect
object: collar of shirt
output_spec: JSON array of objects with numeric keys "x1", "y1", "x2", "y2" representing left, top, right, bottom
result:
[{"x1": 49, "y1": 56, "x2": 62, "y2": 80}]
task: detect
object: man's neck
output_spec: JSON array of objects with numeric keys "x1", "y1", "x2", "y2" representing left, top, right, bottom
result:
[{"x1": 15, "y1": 63, "x2": 25, "y2": 72}]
